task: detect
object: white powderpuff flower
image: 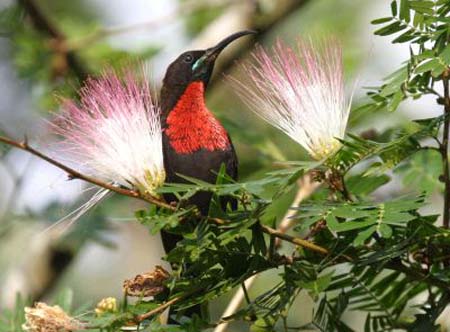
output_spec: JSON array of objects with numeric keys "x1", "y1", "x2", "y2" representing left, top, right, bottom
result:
[
  {"x1": 230, "y1": 38, "x2": 351, "y2": 160},
  {"x1": 51, "y1": 67, "x2": 165, "y2": 195}
]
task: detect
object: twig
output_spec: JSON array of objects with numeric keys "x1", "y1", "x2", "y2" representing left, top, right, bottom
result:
[
  {"x1": 385, "y1": 261, "x2": 450, "y2": 293},
  {"x1": 241, "y1": 281, "x2": 252, "y2": 304},
  {"x1": 441, "y1": 73, "x2": 450, "y2": 229},
  {"x1": 0, "y1": 135, "x2": 173, "y2": 209},
  {"x1": 259, "y1": 224, "x2": 328, "y2": 256},
  {"x1": 86, "y1": 294, "x2": 186, "y2": 329},
  {"x1": 135, "y1": 295, "x2": 183, "y2": 322}
]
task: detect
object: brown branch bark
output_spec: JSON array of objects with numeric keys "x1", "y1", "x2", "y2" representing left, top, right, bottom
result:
[
  {"x1": 259, "y1": 224, "x2": 328, "y2": 255},
  {"x1": 0, "y1": 135, "x2": 173, "y2": 209},
  {"x1": 136, "y1": 295, "x2": 183, "y2": 322}
]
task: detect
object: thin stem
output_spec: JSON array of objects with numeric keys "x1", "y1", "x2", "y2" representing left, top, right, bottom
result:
[
  {"x1": 135, "y1": 295, "x2": 182, "y2": 322},
  {"x1": 259, "y1": 224, "x2": 329, "y2": 255},
  {"x1": 385, "y1": 260, "x2": 450, "y2": 292},
  {"x1": 337, "y1": 170, "x2": 353, "y2": 202},
  {"x1": 241, "y1": 282, "x2": 251, "y2": 305},
  {"x1": 441, "y1": 75, "x2": 450, "y2": 228},
  {"x1": 326, "y1": 169, "x2": 353, "y2": 202},
  {"x1": 340, "y1": 178, "x2": 353, "y2": 203},
  {"x1": 0, "y1": 135, "x2": 173, "y2": 209},
  {"x1": 135, "y1": 288, "x2": 202, "y2": 322}
]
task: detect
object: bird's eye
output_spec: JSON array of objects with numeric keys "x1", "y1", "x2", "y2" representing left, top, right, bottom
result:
[{"x1": 184, "y1": 54, "x2": 193, "y2": 63}]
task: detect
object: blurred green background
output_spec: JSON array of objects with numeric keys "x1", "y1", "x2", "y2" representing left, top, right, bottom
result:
[{"x1": 1, "y1": 0, "x2": 445, "y2": 330}]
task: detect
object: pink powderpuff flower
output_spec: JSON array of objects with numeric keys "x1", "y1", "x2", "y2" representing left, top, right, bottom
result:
[
  {"x1": 230, "y1": 38, "x2": 351, "y2": 160},
  {"x1": 51, "y1": 67, "x2": 165, "y2": 196}
]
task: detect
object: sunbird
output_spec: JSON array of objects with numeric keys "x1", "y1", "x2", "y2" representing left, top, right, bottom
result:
[{"x1": 160, "y1": 30, "x2": 256, "y2": 253}]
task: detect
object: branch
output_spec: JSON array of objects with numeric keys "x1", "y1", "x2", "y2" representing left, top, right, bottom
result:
[
  {"x1": 208, "y1": 220, "x2": 330, "y2": 256},
  {"x1": 385, "y1": 261, "x2": 450, "y2": 293},
  {"x1": 0, "y1": 135, "x2": 173, "y2": 209},
  {"x1": 135, "y1": 295, "x2": 182, "y2": 322},
  {"x1": 259, "y1": 224, "x2": 329, "y2": 255}
]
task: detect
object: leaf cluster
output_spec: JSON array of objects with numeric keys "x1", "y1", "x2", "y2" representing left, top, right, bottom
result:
[{"x1": 3, "y1": 1, "x2": 450, "y2": 332}]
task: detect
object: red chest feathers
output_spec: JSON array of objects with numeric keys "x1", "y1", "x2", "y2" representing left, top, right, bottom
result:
[{"x1": 165, "y1": 81, "x2": 230, "y2": 154}]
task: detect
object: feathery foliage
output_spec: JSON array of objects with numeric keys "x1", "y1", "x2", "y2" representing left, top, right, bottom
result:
[{"x1": 2, "y1": 1, "x2": 450, "y2": 332}]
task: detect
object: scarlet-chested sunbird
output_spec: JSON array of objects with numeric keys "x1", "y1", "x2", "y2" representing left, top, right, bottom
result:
[{"x1": 160, "y1": 31, "x2": 256, "y2": 253}]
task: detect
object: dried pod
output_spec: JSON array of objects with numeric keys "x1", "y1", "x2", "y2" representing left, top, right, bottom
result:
[
  {"x1": 23, "y1": 302, "x2": 82, "y2": 332},
  {"x1": 123, "y1": 266, "x2": 170, "y2": 297}
]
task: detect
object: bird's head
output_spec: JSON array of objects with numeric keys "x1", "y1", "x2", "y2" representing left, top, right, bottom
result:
[{"x1": 161, "y1": 30, "x2": 256, "y2": 113}]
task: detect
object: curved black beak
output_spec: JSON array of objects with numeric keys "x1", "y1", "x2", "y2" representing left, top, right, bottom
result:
[
  {"x1": 191, "y1": 30, "x2": 256, "y2": 82},
  {"x1": 204, "y1": 30, "x2": 257, "y2": 60},
  {"x1": 193, "y1": 30, "x2": 257, "y2": 72}
]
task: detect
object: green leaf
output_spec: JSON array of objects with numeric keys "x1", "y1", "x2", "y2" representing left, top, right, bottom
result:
[
  {"x1": 400, "y1": 0, "x2": 411, "y2": 21},
  {"x1": 353, "y1": 226, "x2": 378, "y2": 246},
  {"x1": 374, "y1": 21, "x2": 405, "y2": 36},
  {"x1": 326, "y1": 214, "x2": 375, "y2": 232},
  {"x1": 396, "y1": 149, "x2": 443, "y2": 193},
  {"x1": 379, "y1": 223, "x2": 393, "y2": 238},
  {"x1": 391, "y1": 0, "x2": 398, "y2": 16},
  {"x1": 299, "y1": 272, "x2": 334, "y2": 299},
  {"x1": 346, "y1": 174, "x2": 390, "y2": 197},
  {"x1": 440, "y1": 44, "x2": 450, "y2": 65},
  {"x1": 431, "y1": 62, "x2": 447, "y2": 77},
  {"x1": 415, "y1": 58, "x2": 441, "y2": 74},
  {"x1": 380, "y1": 66, "x2": 408, "y2": 97},
  {"x1": 409, "y1": 1, "x2": 435, "y2": 15},
  {"x1": 330, "y1": 116, "x2": 441, "y2": 174},
  {"x1": 387, "y1": 90, "x2": 405, "y2": 111},
  {"x1": 413, "y1": 11, "x2": 424, "y2": 27},
  {"x1": 371, "y1": 17, "x2": 393, "y2": 25},
  {"x1": 392, "y1": 29, "x2": 417, "y2": 43}
]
